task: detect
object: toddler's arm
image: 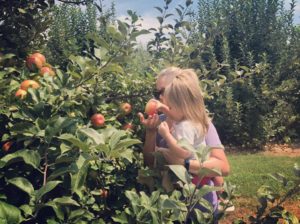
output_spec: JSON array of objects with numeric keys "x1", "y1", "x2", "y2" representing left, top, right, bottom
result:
[{"x1": 158, "y1": 121, "x2": 192, "y2": 159}]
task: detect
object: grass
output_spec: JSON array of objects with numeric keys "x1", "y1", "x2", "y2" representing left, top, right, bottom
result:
[{"x1": 224, "y1": 153, "x2": 300, "y2": 198}]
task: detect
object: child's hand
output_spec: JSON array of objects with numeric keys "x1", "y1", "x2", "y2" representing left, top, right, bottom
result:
[{"x1": 158, "y1": 121, "x2": 170, "y2": 138}]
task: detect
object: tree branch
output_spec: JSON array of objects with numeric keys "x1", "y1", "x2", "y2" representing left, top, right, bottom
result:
[{"x1": 57, "y1": 0, "x2": 87, "y2": 5}]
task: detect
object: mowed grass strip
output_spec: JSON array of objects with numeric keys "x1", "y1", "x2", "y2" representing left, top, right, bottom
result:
[{"x1": 224, "y1": 153, "x2": 300, "y2": 198}]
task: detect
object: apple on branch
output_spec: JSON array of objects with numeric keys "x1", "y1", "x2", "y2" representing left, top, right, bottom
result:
[
  {"x1": 120, "y1": 102, "x2": 132, "y2": 115},
  {"x1": 26, "y1": 52, "x2": 46, "y2": 71},
  {"x1": 91, "y1": 113, "x2": 105, "y2": 127}
]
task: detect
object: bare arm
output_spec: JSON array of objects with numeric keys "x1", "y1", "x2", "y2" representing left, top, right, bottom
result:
[
  {"x1": 138, "y1": 112, "x2": 160, "y2": 167},
  {"x1": 161, "y1": 131, "x2": 192, "y2": 159}
]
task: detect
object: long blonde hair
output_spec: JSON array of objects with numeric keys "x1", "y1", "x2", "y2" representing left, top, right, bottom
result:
[{"x1": 164, "y1": 69, "x2": 210, "y2": 134}]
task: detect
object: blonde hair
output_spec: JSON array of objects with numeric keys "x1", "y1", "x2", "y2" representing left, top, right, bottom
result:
[
  {"x1": 164, "y1": 69, "x2": 209, "y2": 134},
  {"x1": 156, "y1": 66, "x2": 182, "y2": 85}
]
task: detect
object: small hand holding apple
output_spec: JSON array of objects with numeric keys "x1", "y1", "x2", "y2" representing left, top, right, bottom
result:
[{"x1": 138, "y1": 99, "x2": 160, "y2": 130}]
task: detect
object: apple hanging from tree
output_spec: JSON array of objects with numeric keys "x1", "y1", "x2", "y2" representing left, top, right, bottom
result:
[
  {"x1": 122, "y1": 123, "x2": 133, "y2": 131},
  {"x1": 91, "y1": 113, "x2": 105, "y2": 127},
  {"x1": 39, "y1": 66, "x2": 55, "y2": 77},
  {"x1": 100, "y1": 189, "x2": 108, "y2": 198},
  {"x1": 120, "y1": 102, "x2": 132, "y2": 115},
  {"x1": 2, "y1": 141, "x2": 12, "y2": 152},
  {"x1": 26, "y1": 53, "x2": 46, "y2": 71},
  {"x1": 20, "y1": 80, "x2": 40, "y2": 91}
]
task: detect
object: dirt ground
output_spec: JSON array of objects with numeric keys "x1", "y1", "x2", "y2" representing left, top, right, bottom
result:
[
  {"x1": 220, "y1": 143, "x2": 300, "y2": 224},
  {"x1": 220, "y1": 198, "x2": 300, "y2": 224}
]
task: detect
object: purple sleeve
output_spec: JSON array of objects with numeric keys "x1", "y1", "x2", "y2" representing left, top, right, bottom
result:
[{"x1": 205, "y1": 122, "x2": 224, "y2": 149}]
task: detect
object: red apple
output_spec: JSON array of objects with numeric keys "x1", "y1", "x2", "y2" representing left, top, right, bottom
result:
[
  {"x1": 100, "y1": 189, "x2": 108, "y2": 198},
  {"x1": 122, "y1": 123, "x2": 133, "y2": 131},
  {"x1": 91, "y1": 113, "x2": 105, "y2": 127},
  {"x1": 20, "y1": 80, "x2": 40, "y2": 91},
  {"x1": 26, "y1": 54, "x2": 44, "y2": 71},
  {"x1": 120, "y1": 102, "x2": 132, "y2": 115},
  {"x1": 15, "y1": 89, "x2": 27, "y2": 99},
  {"x1": 2, "y1": 141, "x2": 12, "y2": 152},
  {"x1": 39, "y1": 66, "x2": 55, "y2": 76},
  {"x1": 31, "y1": 52, "x2": 46, "y2": 64},
  {"x1": 145, "y1": 100, "x2": 157, "y2": 116}
]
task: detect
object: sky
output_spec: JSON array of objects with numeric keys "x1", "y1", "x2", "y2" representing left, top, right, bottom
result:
[{"x1": 103, "y1": 0, "x2": 300, "y2": 46}]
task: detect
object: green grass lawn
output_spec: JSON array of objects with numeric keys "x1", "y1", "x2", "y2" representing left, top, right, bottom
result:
[{"x1": 224, "y1": 153, "x2": 300, "y2": 198}]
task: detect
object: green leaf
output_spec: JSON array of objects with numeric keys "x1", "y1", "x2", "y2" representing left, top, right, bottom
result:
[
  {"x1": 114, "y1": 138, "x2": 141, "y2": 150},
  {"x1": 154, "y1": 7, "x2": 163, "y2": 13},
  {"x1": 18, "y1": 8, "x2": 26, "y2": 14},
  {"x1": 111, "y1": 148, "x2": 133, "y2": 162},
  {"x1": 86, "y1": 33, "x2": 110, "y2": 49},
  {"x1": 8, "y1": 177, "x2": 34, "y2": 196},
  {"x1": 47, "y1": 166, "x2": 76, "y2": 181},
  {"x1": 68, "y1": 209, "x2": 86, "y2": 220},
  {"x1": 79, "y1": 128, "x2": 105, "y2": 145},
  {"x1": 167, "y1": 165, "x2": 191, "y2": 184},
  {"x1": 161, "y1": 198, "x2": 179, "y2": 209},
  {"x1": 196, "y1": 185, "x2": 221, "y2": 199},
  {"x1": 0, "y1": 149, "x2": 41, "y2": 169},
  {"x1": 0, "y1": 201, "x2": 22, "y2": 224},
  {"x1": 19, "y1": 204, "x2": 32, "y2": 217},
  {"x1": 72, "y1": 156, "x2": 97, "y2": 194},
  {"x1": 60, "y1": 143, "x2": 72, "y2": 154},
  {"x1": 43, "y1": 201, "x2": 64, "y2": 221},
  {"x1": 53, "y1": 197, "x2": 80, "y2": 206},
  {"x1": 125, "y1": 191, "x2": 140, "y2": 214},
  {"x1": 10, "y1": 122, "x2": 39, "y2": 137},
  {"x1": 131, "y1": 29, "x2": 151, "y2": 40},
  {"x1": 109, "y1": 130, "x2": 126, "y2": 150},
  {"x1": 112, "y1": 211, "x2": 129, "y2": 224},
  {"x1": 196, "y1": 167, "x2": 221, "y2": 182},
  {"x1": 157, "y1": 16, "x2": 164, "y2": 24},
  {"x1": 35, "y1": 181, "x2": 62, "y2": 202},
  {"x1": 59, "y1": 134, "x2": 89, "y2": 152},
  {"x1": 117, "y1": 20, "x2": 128, "y2": 36},
  {"x1": 99, "y1": 63, "x2": 124, "y2": 75},
  {"x1": 1, "y1": 53, "x2": 15, "y2": 60},
  {"x1": 45, "y1": 116, "x2": 69, "y2": 143},
  {"x1": 69, "y1": 55, "x2": 88, "y2": 71}
]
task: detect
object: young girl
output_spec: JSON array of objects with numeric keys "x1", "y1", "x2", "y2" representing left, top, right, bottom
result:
[{"x1": 155, "y1": 69, "x2": 210, "y2": 162}]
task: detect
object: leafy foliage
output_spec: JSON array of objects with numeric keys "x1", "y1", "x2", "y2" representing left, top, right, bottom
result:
[{"x1": 0, "y1": 0, "x2": 54, "y2": 58}]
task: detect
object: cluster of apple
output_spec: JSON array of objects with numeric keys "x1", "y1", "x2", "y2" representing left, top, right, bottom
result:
[
  {"x1": 90, "y1": 102, "x2": 134, "y2": 130},
  {"x1": 26, "y1": 52, "x2": 55, "y2": 76},
  {"x1": 15, "y1": 52, "x2": 55, "y2": 99}
]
